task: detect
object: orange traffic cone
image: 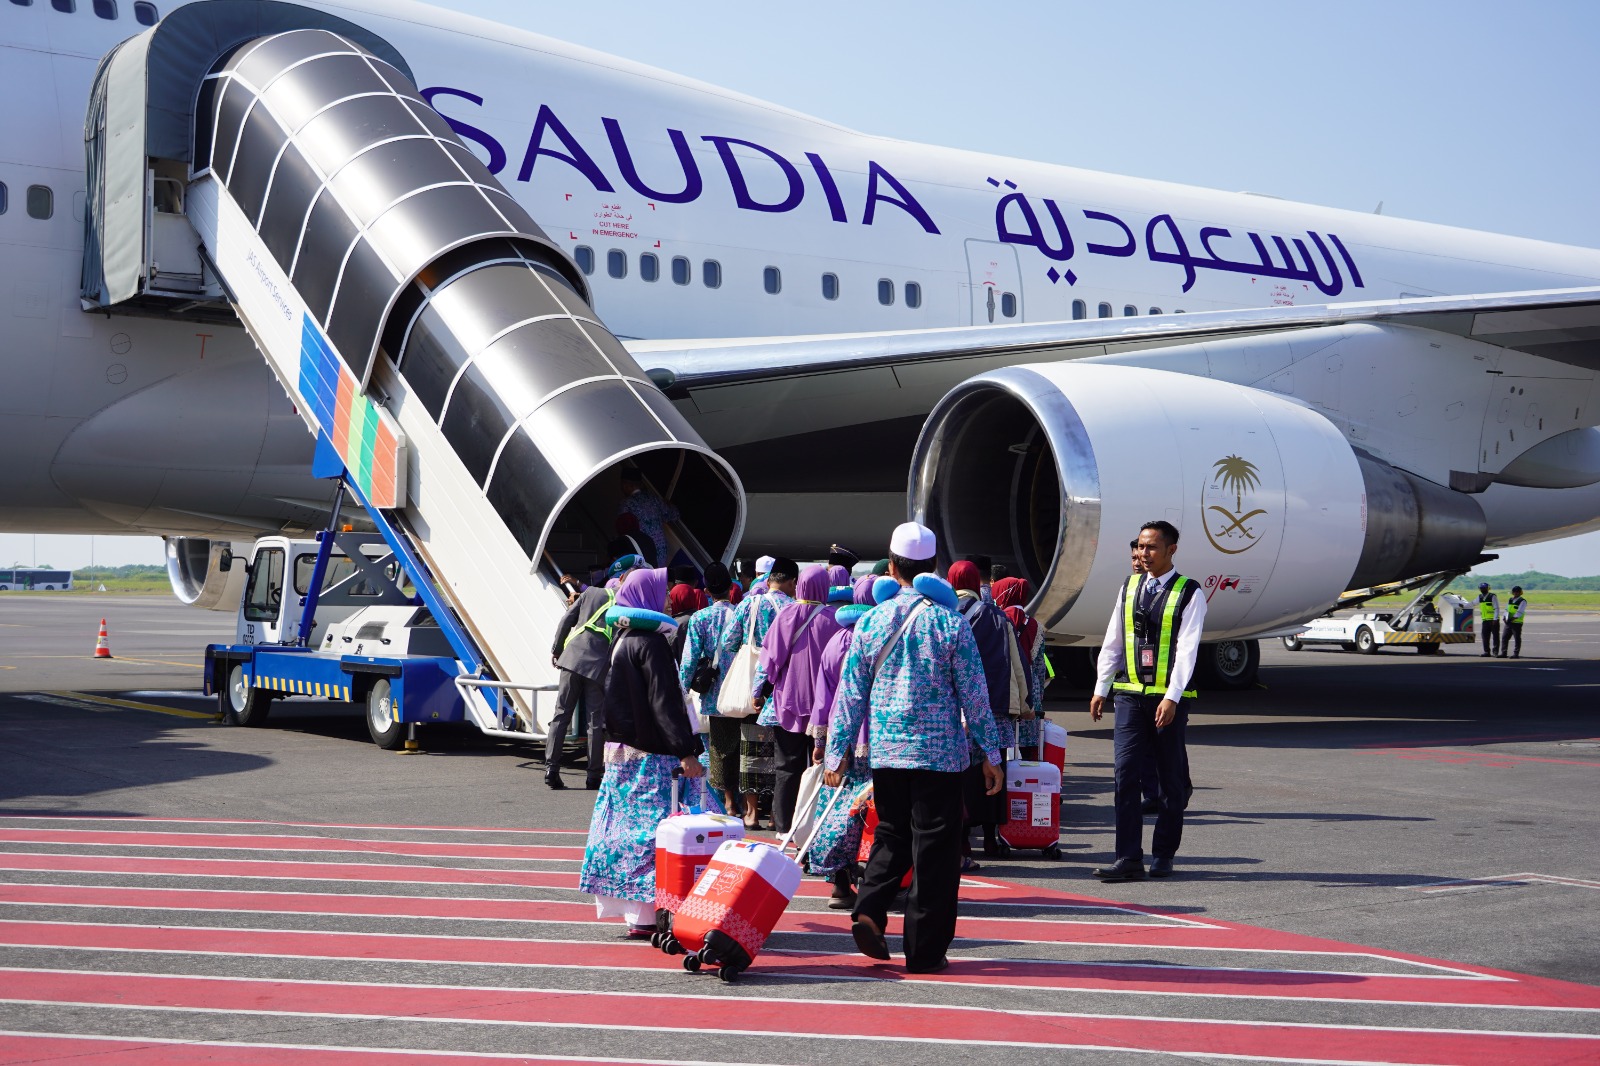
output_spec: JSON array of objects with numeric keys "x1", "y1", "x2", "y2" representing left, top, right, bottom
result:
[{"x1": 94, "y1": 618, "x2": 113, "y2": 659}]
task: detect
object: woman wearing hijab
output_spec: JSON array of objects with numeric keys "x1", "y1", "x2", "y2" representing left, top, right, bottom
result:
[
  {"x1": 678, "y1": 562, "x2": 740, "y2": 815},
  {"x1": 754, "y1": 565, "x2": 846, "y2": 834},
  {"x1": 993, "y1": 576, "x2": 1047, "y2": 751},
  {"x1": 578, "y1": 567, "x2": 713, "y2": 936},
  {"x1": 667, "y1": 581, "x2": 700, "y2": 662},
  {"x1": 949, "y1": 560, "x2": 1027, "y2": 860},
  {"x1": 805, "y1": 574, "x2": 878, "y2": 907}
]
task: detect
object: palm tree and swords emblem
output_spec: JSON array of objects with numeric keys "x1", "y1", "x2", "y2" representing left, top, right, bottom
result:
[{"x1": 1203, "y1": 454, "x2": 1267, "y2": 555}]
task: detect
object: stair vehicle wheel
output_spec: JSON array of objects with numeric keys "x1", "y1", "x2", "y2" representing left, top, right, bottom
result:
[
  {"x1": 682, "y1": 954, "x2": 701, "y2": 973},
  {"x1": 365, "y1": 678, "x2": 407, "y2": 749},
  {"x1": 1281, "y1": 634, "x2": 1303, "y2": 652},
  {"x1": 1354, "y1": 626, "x2": 1378, "y2": 655},
  {"x1": 1417, "y1": 642, "x2": 1442, "y2": 655},
  {"x1": 221, "y1": 663, "x2": 274, "y2": 727}
]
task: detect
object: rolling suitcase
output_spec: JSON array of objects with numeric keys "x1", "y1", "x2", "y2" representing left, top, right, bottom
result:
[
  {"x1": 652, "y1": 774, "x2": 744, "y2": 953},
  {"x1": 853, "y1": 783, "x2": 913, "y2": 888},
  {"x1": 674, "y1": 838, "x2": 802, "y2": 981},
  {"x1": 998, "y1": 753, "x2": 1062, "y2": 859},
  {"x1": 1039, "y1": 719, "x2": 1068, "y2": 774}
]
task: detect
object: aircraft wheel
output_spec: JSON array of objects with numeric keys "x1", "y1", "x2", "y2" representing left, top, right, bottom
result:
[
  {"x1": 366, "y1": 678, "x2": 407, "y2": 749},
  {"x1": 1354, "y1": 626, "x2": 1378, "y2": 655},
  {"x1": 221, "y1": 663, "x2": 274, "y2": 727},
  {"x1": 1198, "y1": 639, "x2": 1261, "y2": 689}
]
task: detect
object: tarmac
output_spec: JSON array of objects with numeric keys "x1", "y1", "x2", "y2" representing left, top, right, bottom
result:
[{"x1": 0, "y1": 593, "x2": 1595, "y2": 1063}]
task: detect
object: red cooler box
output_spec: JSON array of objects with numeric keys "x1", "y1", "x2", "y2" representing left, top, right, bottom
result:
[
  {"x1": 674, "y1": 838, "x2": 802, "y2": 981},
  {"x1": 1039, "y1": 720, "x2": 1068, "y2": 773},
  {"x1": 853, "y1": 784, "x2": 912, "y2": 888},
  {"x1": 654, "y1": 810, "x2": 743, "y2": 949},
  {"x1": 999, "y1": 759, "x2": 1062, "y2": 858}
]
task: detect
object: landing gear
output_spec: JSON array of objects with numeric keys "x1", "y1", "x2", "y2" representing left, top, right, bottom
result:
[{"x1": 1197, "y1": 639, "x2": 1261, "y2": 689}]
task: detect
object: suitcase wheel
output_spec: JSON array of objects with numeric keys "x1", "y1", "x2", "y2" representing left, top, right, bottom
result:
[
  {"x1": 663, "y1": 935, "x2": 683, "y2": 956},
  {"x1": 682, "y1": 954, "x2": 702, "y2": 973},
  {"x1": 650, "y1": 931, "x2": 664, "y2": 950},
  {"x1": 1042, "y1": 843, "x2": 1062, "y2": 861},
  {"x1": 717, "y1": 963, "x2": 739, "y2": 982}
]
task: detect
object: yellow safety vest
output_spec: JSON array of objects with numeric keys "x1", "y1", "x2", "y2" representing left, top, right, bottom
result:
[
  {"x1": 1507, "y1": 597, "x2": 1526, "y2": 623},
  {"x1": 1112, "y1": 573, "x2": 1198, "y2": 700},
  {"x1": 1478, "y1": 596, "x2": 1496, "y2": 621},
  {"x1": 564, "y1": 589, "x2": 617, "y2": 649}
]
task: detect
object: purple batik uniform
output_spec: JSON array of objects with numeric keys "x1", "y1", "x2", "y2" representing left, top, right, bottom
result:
[
  {"x1": 753, "y1": 566, "x2": 844, "y2": 733},
  {"x1": 810, "y1": 575, "x2": 877, "y2": 753},
  {"x1": 825, "y1": 586, "x2": 1000, "y2": 774}
]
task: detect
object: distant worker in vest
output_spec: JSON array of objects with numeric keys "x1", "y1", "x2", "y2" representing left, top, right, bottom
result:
[
  {"x1": 548, "y1": 554, "x2": 637, "y2": 790},
  {"x1": 1088, "y1": 520, "x2": 1207, "y2": 881},
  {"x1": 1477, "y1": 582, "x2": 1502, "y2": 657},
  {"x1": 826, "y1": 522, "x2": 1002, "y2": 974},
  {"x1": 1501, "y1": 586, "x2": 1527, "y2": 658},
  {"x1": 617, "y1": 466, "x2": 679, "y2": 567}
]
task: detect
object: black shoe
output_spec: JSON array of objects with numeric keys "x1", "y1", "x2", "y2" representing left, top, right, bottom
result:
[
  {"x1": 1149, "y1": 856, "x2": 1175, "y2": 878},
  {"x1": 905, "y1": 956, "x2": 949, "y2": 974},
  {"x1": 584, "y1": 779, "x2": 602, "y2": 791},
  {"x1": 545, "y1": 774, "x2": 567, "y2": 791},
  {"x1": 828, "y1": 869, "x2": 857, "y2": 910},
  {"x1": 1141, "y1": 798, "x2": 1160, "y2": 815},
  {"x1": 851, "y1": 916, "x2": 891, "y2": 960},
  {"x1": 1092, "y1": 859, "x2": 1145, "y2": 882}
]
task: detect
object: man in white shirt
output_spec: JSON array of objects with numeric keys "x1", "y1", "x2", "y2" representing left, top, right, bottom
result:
[{"x1": 1088, "y1": 520, "x2": 1207, "y2": 881}]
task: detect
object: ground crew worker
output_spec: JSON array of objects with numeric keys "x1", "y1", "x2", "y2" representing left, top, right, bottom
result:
[
  {"x1": 548, "y1": 556, "x2": 635, "y2": 789},
  {"x1": 1501, "y1": 586, "x2": 1526, "y2": 658},
  {"x1": 1089, "y1": 520, "x2": 1207, "y2": 881},
  {"x1": 1477, "y1": 582, "x2": 1501, "y2": 657},
  {"x1": 826, "y1": 522, "x2": 1002, "y2": 974}
]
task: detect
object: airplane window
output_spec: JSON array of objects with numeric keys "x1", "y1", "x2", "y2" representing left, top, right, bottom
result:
[
  {"x1": 1123, "y1": 304, "x2": 1137, "y2": 317},
  {"x1": 0, "y1": 184, "x2": 7, "y2": 215},
  {"x1": 702, "y1": 260, "x2": 721, "y2": 289},
  {"x1": 51, "y1": 0, "x2": 72, "y2": 11},
  {"x1": 904, "y1": 281, "x2": 921, "y2": 309},
  {"x1": 1149, "y1": 307, "x2": 1162, "y2": 316},
  {"x1": 1071, "y1": 299, "x2": 1086, "y2": 320},
  {"x1": 606, "y1": 249, "x2": 626, "y2": 279},
  {"x1": 10, "y1": 0, "x2": 33, "y2": 6},
  {"x1": 877, "y1": 279, "x2": 894, "y2": 306},
  {"x1": 133, "y1": 0, "x2": 156, "y2": 22},
  {"x1": 821, "y1": 273, "x2": 838, "y2": 301},
  {"x1": 1001, "y1": 292, "x2": 1017, "y2": 318},
  {"x1": 1174, "y1": 309, "x2": 1185, "y2": 314},
  {"x1": 573, "y1": 245, "x2": 594, "y2": 276},
  {"x1": 763, "y1": 266, "x2": 781, "y2": 295},
  {"x1": 93, "y1": 0, "x2": 115, "y2": 18},
  {"x1": 26, "y1": 185, "x2": 52, "y2": 220},
  {"x1": 1098, "y1": 302, "x2": 1113, "y2": 318},
  {"x1": 671, "y1": 256, "x2": 690, "y2": 285},
  {"x1": 640, "y1": 252, "x2": 659, "y2": 283}
]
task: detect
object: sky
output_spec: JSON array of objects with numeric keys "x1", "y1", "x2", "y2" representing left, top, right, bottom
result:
[{"x1": 12, "y1": 0, "x2": 1600, "y2": 576}]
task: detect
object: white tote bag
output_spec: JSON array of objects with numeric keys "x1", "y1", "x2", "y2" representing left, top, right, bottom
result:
[{"x1": 715, "y1": 595, "x2": 763, "y2": 718}]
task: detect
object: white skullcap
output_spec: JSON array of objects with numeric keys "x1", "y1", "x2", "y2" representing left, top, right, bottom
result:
[
  {"x1": 889, "y1": 522, "x2": 937, "y2": 561},
  {"x1": 755, "y1": 555, "x2": 776, "y2": 573}
]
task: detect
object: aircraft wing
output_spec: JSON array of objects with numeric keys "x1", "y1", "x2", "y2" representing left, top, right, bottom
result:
[{"x1": 629, "y1": 286, "x2": 1600, "y2": 400}]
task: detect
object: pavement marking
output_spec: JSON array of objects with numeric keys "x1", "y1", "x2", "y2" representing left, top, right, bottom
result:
[
  {"x1": 0, "y1": 827, "x2": 589, "y2": 862},
  {"x1": 1359, "y1": 747, "x2": 1599, "y2": 769},
  {"x1": 20, "y1": 692, "x2": 213, "y2": 720},
  {"x1": 1407, "y1": 872, "x2": 1600, "y2": 894},
  {"x1": 0, "y1": 813, "x2": 590, "y2": 836}
]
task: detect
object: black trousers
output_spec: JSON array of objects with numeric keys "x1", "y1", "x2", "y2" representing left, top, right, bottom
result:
[
  {"x1": 1480, "y1": 618, "x2": 1500, "y2": 655},
  {"x1": 853, "y1": 766, "x2": 964, "y2": 969},
  {"x1": 548, "y1": 670, "x2": 606, "y2": 786},
  {"x1": 962, "y1": 754, "x2": 1007, "y2": 829},
  {"x1": 1501, "y1": 621, "x2": 1522, "y2": 657},
  {"x1": 771, "y1": 725, "x2": 813, "y2": 833},
  {"x1": 1112, "y1": 693, "x2": 1191, "y2": 862}
]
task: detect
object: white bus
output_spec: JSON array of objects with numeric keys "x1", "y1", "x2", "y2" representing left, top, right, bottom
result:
[{"x1": 0, "y1": 569, "x2": 74, "y2": 591}]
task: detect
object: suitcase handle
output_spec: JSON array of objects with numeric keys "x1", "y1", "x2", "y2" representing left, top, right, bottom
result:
[{"x1": 786, "y1": 778, "x2": 850, "y2": 867}]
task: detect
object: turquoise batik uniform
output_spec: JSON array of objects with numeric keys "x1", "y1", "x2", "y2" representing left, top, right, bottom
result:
[
  {"x1": 677, "y1": 600, "x2": 735, "y2": 709},
  {"x1": 619, "y1": 490, "x2": 679, "y2": 565},
  {"x1": 825, "y1": 587, "x2": 1001, "y2": 774}
]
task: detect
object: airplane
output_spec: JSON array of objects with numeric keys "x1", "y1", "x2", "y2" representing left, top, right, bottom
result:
[{"x1": 5, "y1": 0, "x2": 1600, "y2": 691}]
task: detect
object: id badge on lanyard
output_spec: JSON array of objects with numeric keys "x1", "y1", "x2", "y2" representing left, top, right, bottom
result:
[{"x1": 1139, "y1": 647, "x2": 1156, "y2": 670}]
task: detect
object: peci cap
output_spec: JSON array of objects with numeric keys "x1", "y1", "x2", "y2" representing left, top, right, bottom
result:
[
  {"x1": 755, "y1": 554, "x2": 776, "y2": 574},
  {"x1": 889, "y1": 521, "x2": 937, "y2": 562}
]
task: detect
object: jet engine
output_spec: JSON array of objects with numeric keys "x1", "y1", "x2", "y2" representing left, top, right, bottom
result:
[
  {"x1": 909, "y1": 363, "x2": 1487, "y2": 641},
  {"x1": 164, "y1": 536, "x2": 248, "y2": 611}
]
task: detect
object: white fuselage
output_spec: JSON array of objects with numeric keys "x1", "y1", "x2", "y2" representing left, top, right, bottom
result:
[{"x1": 2, "y1": 0, "x2": 1599, "y2": 550}]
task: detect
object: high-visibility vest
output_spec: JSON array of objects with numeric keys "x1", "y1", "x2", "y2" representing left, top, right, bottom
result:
[
  {"x1": 1112, "y1": 573, "x2": 1198, "y2": 700},
  {"x1": 1507, "y1": 597, "x2": 1526, "y2": 623},
  {"x1": 564, "y1": 589, "x2": 617, "y2": 649},
  {"x1": 1478, "y1": 595, "x2": 1497, "y2": 621}
]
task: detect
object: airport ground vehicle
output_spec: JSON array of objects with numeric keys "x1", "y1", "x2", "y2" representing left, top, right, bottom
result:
[
  {"x1": 1282, "y1": 570, "x2": 1476, "y2": 655},
  {"x1": 0, "y1": 570, "x2": 73, "y2": 591}
]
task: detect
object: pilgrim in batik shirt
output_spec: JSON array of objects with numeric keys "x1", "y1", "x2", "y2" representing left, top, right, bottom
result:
[
  {"x1": 825, "y1": 586, "x2": 1001, "y2": 774},
  {"x1": 714, "y1": 589, "x2": 794, "y2": 676},
  {"x1": 676, "y1": 599, "x2": 736, "y2": 709}
]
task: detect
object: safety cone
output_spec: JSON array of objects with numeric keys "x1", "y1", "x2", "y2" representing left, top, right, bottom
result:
[{"x1": 93, "y1": 618, "x2": 113, "y2": 659}]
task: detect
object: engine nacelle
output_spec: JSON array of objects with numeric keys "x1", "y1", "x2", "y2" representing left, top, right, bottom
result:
[
  {"x1": 909, "y1": 363, "x2": 1487, "y2": 640},
  {"x1": 164, "y1": 536, "x2": 248, "y2": 611}
]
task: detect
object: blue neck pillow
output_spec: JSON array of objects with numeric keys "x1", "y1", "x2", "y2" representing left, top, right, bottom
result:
[
  {"x1": 827, "y1": 585, "x2": 854, "y2": 604},
  {"x1": 871, "y1": 576, "x2": 902, "y2": 605},
  {"x1": 913, "y1": 573, "x2": 959, "y2": 609},
  {"x1": 605, "y1": 606, "x2": 676, "y2": 633},
  {"x1": 836, "y1": 604, "x2": 872, "y2": 627}
]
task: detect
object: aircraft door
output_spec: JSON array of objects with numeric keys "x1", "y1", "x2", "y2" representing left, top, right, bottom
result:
[{"x1": 964, "y1": 240, "x2": 1023, "y2": 325}]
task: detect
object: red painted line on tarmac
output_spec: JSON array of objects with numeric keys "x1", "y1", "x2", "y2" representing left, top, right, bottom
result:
[
  {"x1": 0, "y1": 814, "x2": 588, "y2": 836},
  {"x1": 0, "y1": 1032, "x2": 680, "y2": 1065},
  {"x1": 0, "y1": 921, "x2": 1592, "y2": 1010},
  {"x1": 2, "y1": 970, "x2": 1596, "y2": 1064},
  {"x1": 0, "y1": 827, "x2": 586, "y2": 861}
]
